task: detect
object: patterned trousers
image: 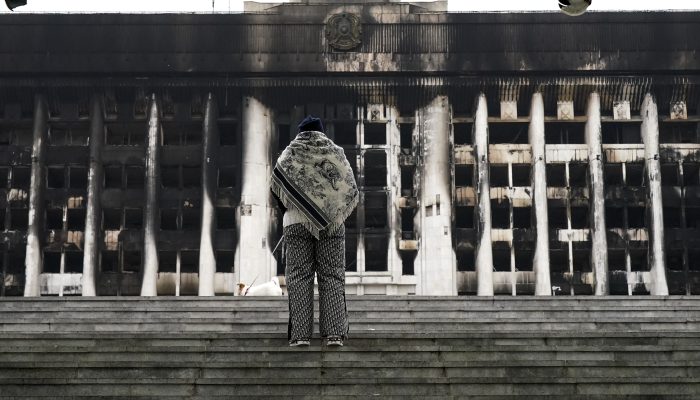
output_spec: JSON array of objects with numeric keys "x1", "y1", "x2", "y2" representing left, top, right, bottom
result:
[{"x1": 284, "y1": 223, "x2": 349, "y2": 343}]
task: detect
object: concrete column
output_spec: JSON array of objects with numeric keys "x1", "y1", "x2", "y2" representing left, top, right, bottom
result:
[
  {"x1": 415, "y1": 96, "x2": 456, "y2": 296},
  {"x1": 198, "y1": 94, "x2": 218, "y2": 296},
  {"x1": 529, "y1": 93, "x2": 552, "y2": 296},
  {"x1": 641, "y1": 94, "x2": 669, "y2": 296},
  {"x1": 234, "y1": 96, "x2": 276, "y2": 290},
  {"x1": 473, "y1": 94, "x2": 494, "y2": 296},
  {"x1": 81, "y1": 95, "x2": 105, "y2": 296},
  {"x1": 23, "y1": 94, "x2": 48, "y2": 297},
  {"x1": 585, "y1": 92, "x2": 609, "y2": 295},
  {"x1": 140, "y1": 94, "x2": 161, "y2": 296},
  {"x1": 387, "y1": 106, "x2": 403, "y2": 293}
]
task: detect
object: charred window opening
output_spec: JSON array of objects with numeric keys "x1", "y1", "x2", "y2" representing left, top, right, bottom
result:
[
  {"x1": 0, "y1": 168, "x2": 7, "y2": 185},
  {"x1": 12, "y1": 167, "x2": 30, "y2": 189},
  {"x1": 64, "y1": 252, "x2": 83, "y2": 273},
  {"x1": 67, "y1": 209, "x2": 85, "y2": 230},
  {"x1": 216, "y1": 207, "x2": 236, "y2": 230},
  {"x1": 69, "y1": 167, "x2": 87, "y2": 189},
  {"x1": 512, "y1": 207, "x2": 531, "y2": 229},
  {"x1": 160, "y1": 209, "x2": 178, "y2": 230},
  {"x1": 689, "y1": 250, "x2": 700, "y2": 271},
  {"x1": 363, "y1": 151, "x2": 386, "y2": 187},
  {"x1": 180, "y1": 251, "x2": 199, "y2": 273},
  {"x1": 365, "y1": 234, "x2": 388, "y2": 271},
  {"x1": 570, "y1": 206, "x2": 589, "y2": 229},
  {"x1": 455, "y1": 165, "x2": 473, "y2": 187},
  {"x1": 46, "y1": 208, "x2": 63, "y2": 231},
  {"x1": 625, "y1": 164, "x2": 644, "y2": 187},
  {"x1": 219, "y1": 122, "x2": 238, "y2": 146},
  {"x1": 106, "y1": 123, "x2": 145, "y2": 146},
  {"x1": 104, "y1": 165, "x2": 122, "y2": 189},
  {"x1": 514, "y1": 245, "x2": 533, "y2": 271},
  {"x1": 345, "y1": 209, "x2": 357, "y2": 230},
  {"x1": 218, "y1": 167, "x2": 236, "y2": 188},
  {"x1": 629, "y1": 249, "x2": 648, "y2": 272},
  {"x1": 661, "y1": 164, "x2": 679, "y2": 186},
  {"x1": 683, "y1": 164, "x2": 700, "y2": 186},
  {"x1": 182, "y1": 125, "x2": 202, "y2": 145},
  {"x1": 511, "y1": 165, "x2": 530, "y2": 187},
  {"x1": 456, "y1": 249, "x2": 474, "y2": 272},
  {"x1": 608, "y1": 249, "x2": 626, "y2": 271},
  {"x1": 43, "y1": 252, "x2": 61, "y2": 273},
  {"x1": 182, "y1": 208, "x2": 199, "y2": 230},
  {"x1": 49, "y1": 128, "x2": 69, "y2": 145},
  {"x1": 549, "y1": 247, "x2": 568, "y2": 273},
  {"x1": 627, "y1": 206, "x2": 645, "y2": 228},
  {"x1": 47, "y1": 167, "x2": 65, "y2": 189},
  {"x1": 490, "y1": 165, "x2": 509, "y2": 187},
  {"x1": 345, "y1": 235, "x2": 357, "y2": 272},
  {"x1": 123, "y1": 251, "x2": 141, "y2": 272},
  {"x1": 71, "y1": 128, "x2": 89, "y2": 146},
  {"x1": 103, "y1": 209, "x2": 121, "y2": 230},
  {"x1": 545, "y1": 123, "x2": 585, "y2": 144},
  {"x1": 666, "y1": 249, "x2": 685, "y2": 271},
  {"x1": 101, "y1": 251, "x2": 118, "y2": 272},
  {"x1": 489, "y1": 123, "x2": 528, "y2": 144},
  {"x1": 10, "y1": 210, "x2": 28, "y2": 230},
  {"x1": 605, "y1": 206, "x2": 624, "y2": 228},
  {"x1": 161, "y1": 166, "x2": 179, "y2": 189},
  {"x1": 660, "y1": 122, "x2": 698, "y2": 143},
  {"x1": 605, "y1": 164, "x2": 624, "y2": 185},
  {"x1": 491, "y1": 201, "x2": 509, "y2": 229},
  {"x1": 455, "y1": 206, "x2": 474, "y2": 229},
  {"x1": 568, "y1": 164, "x2": 587, "y2": 187},
  {"x1": 602, "y1": 122, "x2": 641, "y2": 144},
  {"x1": 546, "y1": 164, "x2": 566, "y2": 187},
  {"x1": 401, "y1": 251, "x2": 416, "y2": 275},
  {"x1": 0, "y1": 209, "x2": 5, "y2": 228},
  {"x1": 277, "y1": 124, "x2": 291, "y2": 151},
  {"x1": 364, "y1": 192, "x2": 387, "y2": 229},
  {"x1": 363, "y1": 123, "x2": 386, "y2": 145},
  {"x1": 400, "y1": 123, "x2": 414, "y2": 151},
  {"x1": 6, "y1": 250, "x2": 25, "y2": 274},
  {"x1": 686, "y1": 207, "x2": 700, "y2": 228},
  {"x1": 125, "y1": 166, "x2": 144, "y2": 189},
  {"x1": 401, "y1": 207, "x2": 415, "y2": 231},
  {"x1": 334, "y1": 122, "x2": 357, "y2": 145},
  {"x1": 548, "y1": 202, "x2": 568, "y2": 229},
  {"x1": 453, "y1": 123, "x2": 472, "y2": 145},
  {"x1": 572, "y1": 246, "x2": 591, "y2": 272},
  {"x1": 663, "y1": 207, "x2": 681, "y2": 228},
  {"x1": 159, "y1": 251, "x2": 177, "y2": 273},
  {"x1": 124, "y1": 208, "x2": 143, "y2": 230},
  {"x1": 401, "y1": 166, "x2": 414, "y2": 196},
  {"x1": 182, "y1": 167, "x2": 200, "y2": 188},
  {"x1": 216, "y1": 250, "x2": 235, "y2": 273},
  {"x1": 493, "y1": 248, "x2": 510, "y2": 272}
]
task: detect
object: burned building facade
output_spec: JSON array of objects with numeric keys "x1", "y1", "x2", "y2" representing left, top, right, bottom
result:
[{"x1": 0, "y1": 1, "x2": 699, "y2": 297}]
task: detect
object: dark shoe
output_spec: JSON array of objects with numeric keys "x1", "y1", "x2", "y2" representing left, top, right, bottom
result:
[
  {"x1": 289, "y1": 338, "x2": 311, "y2": 347},
  {"x1": 325, "y1": 336, "x2": 343, "y2": 347}
]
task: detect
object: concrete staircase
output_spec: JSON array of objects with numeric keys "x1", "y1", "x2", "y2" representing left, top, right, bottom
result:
[{"x1": 0, "y1": 296, "x2": 699, "y2": 399}]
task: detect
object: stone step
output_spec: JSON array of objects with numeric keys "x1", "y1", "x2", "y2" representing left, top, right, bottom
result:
[{"x1": 1, "y1": 382, "x2": 699, "y2": 397}]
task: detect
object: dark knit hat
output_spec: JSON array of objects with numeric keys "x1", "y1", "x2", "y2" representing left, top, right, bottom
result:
[{"x1": 298, "y1": 115, "x2": 324, "y2": 133}]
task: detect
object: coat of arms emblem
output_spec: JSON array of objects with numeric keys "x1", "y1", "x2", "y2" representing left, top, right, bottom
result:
[{"x1": 325, "y1": 13, "x2": 362, "y2": 51}]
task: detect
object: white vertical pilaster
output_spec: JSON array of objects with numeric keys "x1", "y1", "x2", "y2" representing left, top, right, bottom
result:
[
  {"x1": 474, "y1": 94, "x2": 494, "y2": 296},
  {"x1": 415, "y1": 96, "x2": 456, "y2": 296},
  {"x1": 198, "y1": 94, "x2": 218, "y2": 296},
  {"x1": 82, "y1": 95, "x2": 105, "y2": 296},
  {"x1": 24, "y1": 94, "x2": 48, "y2": 297},
  {"x1": 387, "y1": 106, "x2": 403, "y2": 293},
  {"x1": 235, "y1": 96, "x2": 276, "y2": 290},
  {"x1": 529, "y1": 93, "x2": 552, "y2": 296},
  {"x1": 641, "y1": 94, "x2": 669, "y2": 296},
  {"x1": 585, "y1": 92, "x2": 609, "y2": 295},
  {"x1": 140, "y1": 94, "x2": 161, "y2": 297}
]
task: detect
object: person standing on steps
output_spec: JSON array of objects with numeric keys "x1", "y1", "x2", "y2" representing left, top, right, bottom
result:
[{"x1": 270, "y1": 115, "x2": 359, "y2": 348}]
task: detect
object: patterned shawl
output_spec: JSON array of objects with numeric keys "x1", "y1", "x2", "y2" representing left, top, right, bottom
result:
[{"x1": 271, "y1": 130, "x2": 359, "y2": 239}]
